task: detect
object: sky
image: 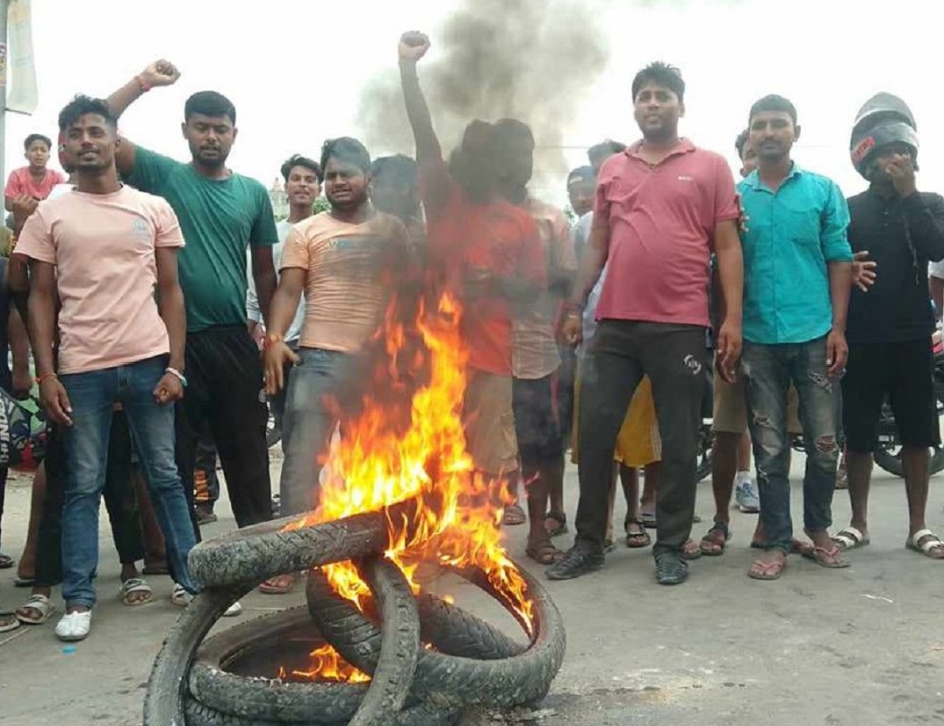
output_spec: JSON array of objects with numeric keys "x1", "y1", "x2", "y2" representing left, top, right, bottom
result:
[{"x1": 4, "y1": 0, "x2": 941, "y2": 207}]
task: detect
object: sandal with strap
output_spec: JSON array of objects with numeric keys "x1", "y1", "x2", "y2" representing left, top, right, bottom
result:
[
  {"x1": 699, "y1": 520, "x2": 731, "y2": 556},
  {"x1": 832, "y1": 526, "x2": 870, "y2": 551},
  {"x1": 680, "y1": 538, "x2": 703, "y2": 561},
  {"x1": 120, "y1": 577, "x2": 154, "y2": 606},
  {"x1": 624, "y1": 519, "x2": 651, "y2": 549},
  {"x1": 0, "y1": 552, "x2": 15, "y2": 569},
  {"x1": 0, "y1": 612, "x2": 20, "y2": 633},
  {"x1": 526, "y1": 538, "x2": 564, "y2": 565},
  {"x1": 906, "y1": 529, "x2": 944, "y2": 560},
  {"x1": 15, "y1": 594, "x2": 56, "y2": 625},
  {"x1": 502, "y1": 503, "x2": 526, "y2": 526},
  {"x1": 544, "y1": 511, "x2": 568, "y2": 538},
  {"x1": 748, "y1": 558, "x2": 787, "y2": 581}
]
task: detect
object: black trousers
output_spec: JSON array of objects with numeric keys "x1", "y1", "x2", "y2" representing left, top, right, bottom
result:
[
  {"x1": 176, "y1": 326, "x2": 271, "y2": 536},
  {"x1": 574, "y1": 321, "x2": 707, "y2": 557},
  {"x1": 34, "y1": 412, "x2": 145, "y2": 587}
]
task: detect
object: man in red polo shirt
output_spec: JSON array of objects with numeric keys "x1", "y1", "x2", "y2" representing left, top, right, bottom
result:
[
  {"x1": 551, "y1": 62, "x2": 744, "y2": 586},
  {"x1": 398, "y1": 32, "x2": 546, "y2": 498}
]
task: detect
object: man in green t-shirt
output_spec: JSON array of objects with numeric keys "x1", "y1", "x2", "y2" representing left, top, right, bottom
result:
[{"x1": 105, "y1": 60, "x2": 279, "y2": 541}]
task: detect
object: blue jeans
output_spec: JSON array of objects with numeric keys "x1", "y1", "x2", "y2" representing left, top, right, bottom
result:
[
  {"x1": 279, "y1": 348, "x2": 360, "y2": 517},
  {"x1": 60, "y1": 356, "x2": 198, "y2": 608},
  {"x1": 742, "y1": 337, "x2": 839, "y2": 553}
]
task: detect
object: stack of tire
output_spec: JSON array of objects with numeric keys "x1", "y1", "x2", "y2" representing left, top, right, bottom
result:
[{"x1": 143, "y1": 497, "x2": 567, "y2": 726}]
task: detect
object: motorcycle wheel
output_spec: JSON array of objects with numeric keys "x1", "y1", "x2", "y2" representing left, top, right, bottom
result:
[{"x1": 873, "y1": 445, "x2": 944, "y2": 478}]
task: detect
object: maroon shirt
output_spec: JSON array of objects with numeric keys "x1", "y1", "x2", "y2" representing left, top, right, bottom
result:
[{"x1": 593, "y1": 139, "x2": 738, "y2": 327}]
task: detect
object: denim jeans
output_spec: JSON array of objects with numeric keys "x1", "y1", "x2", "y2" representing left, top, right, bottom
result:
[
  {"x1": 279, "y1": 348, "x2": 362, "y2": 517},
  {"x1": 742, "y1": 337, "x2": 839, "y2": 554},
  {"x1": 60, "y1": 356, "x2": 198, "y2": 609}
]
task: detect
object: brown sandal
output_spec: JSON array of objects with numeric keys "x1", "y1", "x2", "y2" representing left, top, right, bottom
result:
[
  {"x1": 502, "y1": 503, "x2": 526, "y2": 526},
  {"x1": 526, "y1": 538, "x2": 564, "y2": 565},
  {"x1": 699, "y1": 521, "x2": 731, "y2": 556}
]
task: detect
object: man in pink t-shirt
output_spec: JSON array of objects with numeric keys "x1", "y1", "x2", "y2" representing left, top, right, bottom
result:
[
  {"x1": 4, "y1": 133, "x2": 67, "y2": 212},
  {"x1": 15, "y1": 96, "x2": 198, "y2": 642},
  {"x1": 550, "y1": 62, "x2": 744, "y2": 586}
]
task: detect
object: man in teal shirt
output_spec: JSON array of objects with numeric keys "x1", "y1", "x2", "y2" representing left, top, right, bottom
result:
[
  {"x1": 737, "y1": 95, "x2": 853, "y2": 580},
  {"x1": 106, "y1": 60, "x2": 278, "y2": 550}
]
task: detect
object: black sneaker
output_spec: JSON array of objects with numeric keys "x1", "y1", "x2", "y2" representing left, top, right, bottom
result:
[
  {"x1": 654, "y1": 551, "x2": 689, "y2": 586},
  {"x1": 195, "y1": 505, "x2": 217, "y2": 525},
  {"x1": 546, "y1": 547, "x2": 604, "y2": 581}
]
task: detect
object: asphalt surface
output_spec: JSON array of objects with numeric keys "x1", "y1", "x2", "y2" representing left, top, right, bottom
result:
[{"x1": 1, "y1": 452, "x2": 943, "y2": 726}]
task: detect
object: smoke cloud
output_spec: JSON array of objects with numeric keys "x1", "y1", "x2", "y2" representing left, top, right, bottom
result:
[{"x1": 356, "y1": 0, "x2": 609, "y2": 189}]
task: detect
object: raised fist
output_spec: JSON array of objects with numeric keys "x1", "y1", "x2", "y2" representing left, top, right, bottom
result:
[
  {"x1": 138, "y1": 59, "x2": 181, "y2": 88},
  {"x1": 398, "y1": 31, "x2": 431, "y2": 63}
]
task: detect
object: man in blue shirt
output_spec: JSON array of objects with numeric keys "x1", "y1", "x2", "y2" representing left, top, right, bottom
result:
[{"x1": 738, "y1": 95, "x2": 853, "y2": 580}]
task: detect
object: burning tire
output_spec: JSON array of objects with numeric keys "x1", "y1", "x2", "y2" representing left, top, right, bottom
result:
[{"x1": 307, "y1": 563, "x2": 566, "y2": 709}]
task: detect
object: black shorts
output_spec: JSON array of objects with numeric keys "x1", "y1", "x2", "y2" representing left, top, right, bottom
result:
[
  {"x1": 842, "y1": 339, "x2": 941, "y2": 453},
  {"x1": 512, "y1": 373, "x2": 563, "y2": 465}
]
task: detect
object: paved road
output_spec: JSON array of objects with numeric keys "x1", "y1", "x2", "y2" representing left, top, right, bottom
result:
[{"x1": 1, "y1": 455, "x2": 943, "y2": 726}]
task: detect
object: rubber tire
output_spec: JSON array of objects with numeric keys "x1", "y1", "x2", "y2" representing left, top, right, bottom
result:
[
  {"x1": 183, "y1": 698, "x2": 458, "y2": 726},
  {"x1": 873, "y1": 445, "x2": 944, "y2": 477},
  {"x1": 307, "y1": 563, "x2": 566, "y2": 709},
  {"x1": 188, "y1": 499, "x2": 425, "y2": 589}
]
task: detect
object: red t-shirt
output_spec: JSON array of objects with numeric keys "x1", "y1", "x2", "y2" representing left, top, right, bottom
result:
[
  {"x1": 421, "y1": 158, "x2": 546, "y2": 375},
  {"x1": 5, "y1": 166, "x2": 67, "y2": 201},
  {"x1": 593, "y1": 139, "x2": 739, "y2": 327}
]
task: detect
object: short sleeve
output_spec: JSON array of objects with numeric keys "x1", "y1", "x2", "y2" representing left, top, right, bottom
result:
[
  {"x1": 5, "y1": 170, "x2": 23, "y2": 199},
  {"x1": 126, "y1": 146, "x2": 182, "y2": 195},
  {"x1": 821, "y1": 180, "x2": 853, "y2": 263},
  {"x1": 517, "y1": 216, "x2": 548, "y2": 290},
  {"x1": 14, "y1": 207, "x2": 56, "y2": 264},
  {"x1": 249, "y1": 185, "x2": 278, "y2": 248},
  {"x1": 154, "y1": 199, "x2": 186, "y2": 249},
  {"x1": 712, "y1": 156, "x2": 740, "y2": 223},
  {"x1": 280, "y1": 228, "x2": 310, "y2": 271}
]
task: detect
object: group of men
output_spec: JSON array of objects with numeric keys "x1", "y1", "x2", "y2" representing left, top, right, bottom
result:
[{"x1": 1, "y1": 30, "x2": 942, "y2": 641}]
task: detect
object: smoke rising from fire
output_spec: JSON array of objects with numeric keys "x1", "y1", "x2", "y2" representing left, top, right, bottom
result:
[{"x1": 356, "y1": 0, "x2": 609, "y2": 183}]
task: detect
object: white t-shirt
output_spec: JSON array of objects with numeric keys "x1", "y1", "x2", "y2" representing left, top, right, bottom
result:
[{"x1": 246, "y1": 219, "x2": 305, "y2": 344}]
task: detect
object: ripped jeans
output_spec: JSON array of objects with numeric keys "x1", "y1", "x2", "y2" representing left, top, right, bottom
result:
[{"x1": 742, "y1": 337, "x2": 839, "y2": 553}]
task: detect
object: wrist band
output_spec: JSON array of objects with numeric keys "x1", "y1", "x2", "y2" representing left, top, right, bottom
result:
[
  {"x1": 35, "y1": 372, "x2": 57, "y2": 385},
  {"x1": 165, "y1": 367, "x2": 188, "y2": 388}
]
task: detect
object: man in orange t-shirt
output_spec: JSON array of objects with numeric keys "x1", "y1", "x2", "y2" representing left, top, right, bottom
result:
[
  {"x1": 4, "y1": 133, "x2": 67, "y2": 212},
  {"x1": 398, "y1": 31, "x2": 546, "y2": 496}
]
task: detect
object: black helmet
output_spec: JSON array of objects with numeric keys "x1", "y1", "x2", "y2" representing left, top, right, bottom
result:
[{"x1": 850, "y1": 92, "x2": 918, "y2": 180}]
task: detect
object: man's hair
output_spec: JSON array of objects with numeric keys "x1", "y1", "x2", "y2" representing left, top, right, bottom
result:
[
  {"x1": 735, "y1": 128, "x2": 750, "y2": 160},
  {"x1": 587, "y1": 140, "x2": 626, "y2": 166},
  {"x1": 749, "y1": 94, "x2": 798, "y2": 126},
  {"x1": 184, "y1": 91, "x2": 236, "y2": 125},
  {"x1": 567, "y1": 165, "x2": 595, "y2": 185},
  {"x1": 371, "y1": 154, "x2": 418, "y2": 186},
  {"x1": 24, "y1": 133, "x2": 52, "y2": 151},
  {"x1": 320, "y1": 137, "x2": 371, "y2": 175},
  {"x1": 58, "y1": 95, "x2": 117, "y2": 132},
  {"x1": 492, "y1": 118, "x2": 535, "y2": 147},
  {"x1": 281, "y1": 154, "x2": 323, "y2": 183},
  {"x1": 449, "y1": 119, "x2": 498, "y2": 204},
  {"x1": 631, "y1": 61, "x2": 685, "y2": 102}
]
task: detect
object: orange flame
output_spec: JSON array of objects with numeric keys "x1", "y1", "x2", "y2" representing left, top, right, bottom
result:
[
  {"x1": 284, "y1": 291, "x2": 534, "y2": 679},
  {"x1": 278, "y1": 644, "x2": 370, "y2": 684}
]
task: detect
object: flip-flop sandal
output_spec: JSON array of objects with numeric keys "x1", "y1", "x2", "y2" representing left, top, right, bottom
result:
[
  {"x1": 120, "y1": 577, "x2": 154, "y2": 606},
  {"x1": 748, "y1": 558, "x2": 787, "y2": 581},
  {"x1": 699, "y1": 521, "x2": 731, "y2": 556},
  {"x1": 544, "y1": 511, "x2": 569, "y2": 538},
  {"x1": 805, "y1": 544, "x2": 850, "y2": 569},
  {"x1": 525, "y1": 538, "x2": 564, "y2": 565},
  {"x1": 906, "y1": 529, "x2": 944, "y2": 560},
  {"x1": 832, "y1": 526, "x2": 870, "y2": 551},
  {"x1": 258, "y1": 574, "x2": 297, "y2": 594},
  {"x1": 502, "y1": 503, "x2": 526, "y2": 526},
  {"x1": 680, "y1": 538, "x2": 703, "y2": 561},
  {"x1": 0, "y1": 552, "x2": 15, "y2": 569},
  {"x1": 750, "y1": 538, "x2": 813, "y2": 556},
  {"x1": 15, "y1": 594, "x2": 55, "y2": 624},
  {"x1": 624, "y1": 520, "x2": 652, "y2": 549},
  {"x1": 0, "y1": 612, "x2": 20, "y2": 633}
]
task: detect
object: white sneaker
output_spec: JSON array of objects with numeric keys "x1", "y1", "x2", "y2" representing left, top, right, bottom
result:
[
  {"x1": 171, "y1": 584, "x2": 241, "y2": 617},
  {"x1": 55, "y1": 610, "x2": 92, "y2": 642}
]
